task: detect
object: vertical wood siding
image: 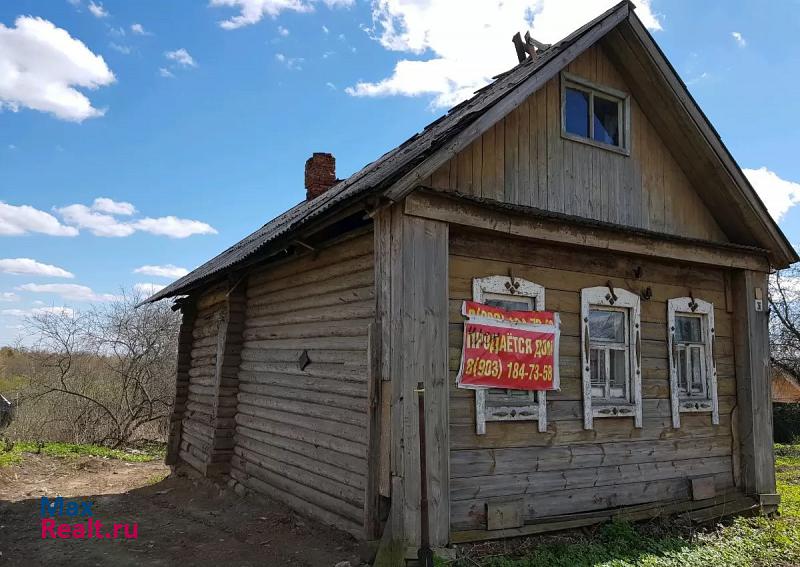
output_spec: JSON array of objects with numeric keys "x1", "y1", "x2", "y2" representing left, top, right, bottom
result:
[
  {"x1": 425, "y1": 43, "x2": 727, "y2": 243},
  {"x1": 448, "y1": 229, "x2": 738, "y2": 530},
  {"x1": 229, "y1": 231, "x2": 375, "y2": 538}
]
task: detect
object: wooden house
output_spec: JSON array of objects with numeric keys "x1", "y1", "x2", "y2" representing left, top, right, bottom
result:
[
  {"x1": 773, "y1": 367, "x2": 800, "y2": 404},
  {"x1": 147, "y1": 1, "x2": 796, "y2": 553}
]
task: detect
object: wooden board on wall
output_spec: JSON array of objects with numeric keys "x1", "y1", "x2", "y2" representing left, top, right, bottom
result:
[
  {"x1": 426, "y1": 43, "x2": 728, "y2": 244},
  {"x1": 446, "y1": 228, "x2": 739, "y2": 530}
]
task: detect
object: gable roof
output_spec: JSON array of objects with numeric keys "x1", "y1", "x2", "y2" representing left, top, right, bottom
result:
[{"x1": 147, "y1": 1, "x2": 795, "y2": 304}]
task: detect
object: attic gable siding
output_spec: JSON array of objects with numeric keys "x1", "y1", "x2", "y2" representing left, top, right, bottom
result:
[{"x1": 425, "y1": 44, "x2": 727, "y2": 243}]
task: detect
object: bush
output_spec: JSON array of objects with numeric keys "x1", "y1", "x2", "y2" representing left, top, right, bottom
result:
[
  {"x1": 0, "y1": 290, "x2": 179, "y2": 447},
  {"x1": 774, "y1": 403, "x2": 800, "y2": 443}
]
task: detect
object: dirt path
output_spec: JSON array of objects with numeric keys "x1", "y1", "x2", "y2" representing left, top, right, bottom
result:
[{"x1": 0, "y1": 455, "x2": 363, "y2": 566}]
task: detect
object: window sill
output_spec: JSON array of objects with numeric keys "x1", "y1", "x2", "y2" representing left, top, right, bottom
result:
[
  {"x1": 679, "y1": 399, "x2": 713, "y2": 413},
  {"x1": 561, "y1": 131, "x2": 630, "y2": 156},
  {"x1": 484, "y1": 404, "x2": 539, "y2": 422},
  {"x1": 592, "y1": 403, "x2": 636, "y2": 418}
]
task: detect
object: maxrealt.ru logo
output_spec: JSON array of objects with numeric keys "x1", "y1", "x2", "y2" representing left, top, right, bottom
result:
[{"x1": 40, "y1": 497, "x2": 138, "y2": 539}]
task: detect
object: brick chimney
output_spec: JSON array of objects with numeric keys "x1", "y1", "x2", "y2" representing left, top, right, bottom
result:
[{"x1": 305, "y1": 153, "x2": 337, "y2": 200}]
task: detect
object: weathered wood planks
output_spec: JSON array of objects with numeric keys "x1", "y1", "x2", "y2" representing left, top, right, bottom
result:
[
  {"x1": 447, "y1": 228, "x2": 741, "y2": 530},
  {"x1": 229, "y1": 231, "x2": 374, "y2": 538},
  {"x1": 425, "y1": 43, "x2": 728, "y2": 243}
]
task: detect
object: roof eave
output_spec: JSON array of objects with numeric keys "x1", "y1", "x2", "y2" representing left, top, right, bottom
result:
[{"x1": 624, "y1": 13, "x2": 798, "y2": 269}]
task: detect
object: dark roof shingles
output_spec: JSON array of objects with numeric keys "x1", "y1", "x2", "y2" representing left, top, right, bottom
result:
[{"x1": 147, "y1": 1, "x2": 629, "y2": 303}]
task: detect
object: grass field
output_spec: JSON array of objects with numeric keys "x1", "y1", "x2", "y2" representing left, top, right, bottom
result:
[
  {"x1": 446, "y1": 444, "x2": 800, "y2": 566},
  {"x1": 0, "y1": 440, "x2": 164, "y2": 467}
]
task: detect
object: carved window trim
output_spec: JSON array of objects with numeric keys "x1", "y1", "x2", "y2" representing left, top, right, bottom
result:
[
  {"x1": 667, "y1": 297, "x2": 719, "y2": 427},
  {"x1": 472, "y1": 276, "x2": 548, "y2": 435},
  {"x1": 581, "y1": 286, "x2": 642, "y2": 429}
]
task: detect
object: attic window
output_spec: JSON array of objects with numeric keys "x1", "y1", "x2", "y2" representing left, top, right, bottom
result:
[{"x1": 561, "y1": 72, "x2": 630, "y2": 154}]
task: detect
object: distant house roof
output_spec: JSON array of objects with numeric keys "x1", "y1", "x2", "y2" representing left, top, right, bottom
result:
[
  {"x1": 146, "y1": 0, "x2": 796, "y2": 304},
  {"x1": 773, "y1": 367, "x2": 800, "y2": 404}
]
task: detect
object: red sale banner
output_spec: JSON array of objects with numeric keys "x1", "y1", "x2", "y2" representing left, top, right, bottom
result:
[
  {"x1": 462, "y1": 300, "x2": 556, "y2": 325},
  {"x1": 457, "y1": 303, "x2": 560, "y2": 391}
]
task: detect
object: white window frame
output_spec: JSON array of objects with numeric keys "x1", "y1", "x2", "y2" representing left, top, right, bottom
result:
[
  {"x1": 561, "y1": 72, "x2": 631, "y2": 156},
  {"x1": 581, "y1": 286, "x2": 642, "y2": 429},
  {"x1": 472, "y1": 275, "x2": 548, "y2": 434},
  {"x1": 667, "y1": 297, "x2": 719, "y2": 428}
]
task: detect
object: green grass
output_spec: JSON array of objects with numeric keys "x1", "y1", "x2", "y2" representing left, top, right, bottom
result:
[
  {"x1": 446, "y1": 444, "x2": 800, "y2": 567},
  {"x1": 145, "y1": 471, "x2": 169, "y2": 485},
  {"x1": 0, "y1": 440, "x2": 164, "y2": 467}
]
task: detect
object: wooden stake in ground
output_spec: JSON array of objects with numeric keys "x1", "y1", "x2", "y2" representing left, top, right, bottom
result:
[{"x1": 416, "y1": 381, "x2": 434, "y2": 566}]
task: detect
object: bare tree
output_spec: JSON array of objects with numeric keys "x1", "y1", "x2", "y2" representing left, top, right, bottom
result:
[
  {"x1": 15, "y1": 291, "x2": 179, "y2": 447},
  {"x1": 769, "y1": 266, "x2": 800, "y2": 378}
]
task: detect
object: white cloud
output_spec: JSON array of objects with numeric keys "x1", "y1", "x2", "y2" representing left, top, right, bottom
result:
[
  {"x1": 0, "y1": 16, "x2": 116, "y2": 122},
  {"x1": 744, "y1": 167, "x2": 800, "y2": 223},
  {"x1": 0, "y1": 292, "x2": 20, "y2": 302},
  {"x1": 55, "y1": 198, "x2": 216, "y2": 238},
  {"x1": 732, "y1": 31, "x2": 746, "y2": 48},
  {"x1": 0, "y1": 259, "x2": 73, "y2": 278},
  {"x1": 92, "y1": 197, "x2": 135, "y2": 216},
  {"x1": 88, "y1": 1, "x2": 109, "y2": 18},
  {"x1": 165, "y1": 48, "x2": 197, "y2": 68},
  {"x1": 133, "y1": 282, "x2": 166, "y2": 295},
  {"x1": 278, "y1": 25, "x2": 290, "y2": 36},
  {"x1": 57, "y1": 204, "x2": 137, "y2": 237},
  {"x1": 16, "y1": 283, "x2": 117, "y2": 302},
  {"x1": 2, "y1": 306, "x2": 75, "y2": 317},
  {"x1": 0, "y1": 309, "x2": 26, "y2": 317},
  {"x1": 131, "y1": 217, "x2": 217, "y2": 238},
  {"x1": 109, "y1": 42, "x2": 131, "y2": 54},
  {"x1": 130, "y1": 23, "x2": 151, "y2": 36},
  {"x1": 0, "y1": 202, "x2": 78, "y2": 236},
  {"x1": 159, "y1": 67, "x2": 174, "y2": 78},
  {"x1": 346, "y1": 0, "x2": 661, "y2": 108},
  {"x1": 322, "y1": 25, "x2": 329, "y2": 34},
  {"x1": 134, "y1": 264, "x2": 189, "y2": 278},
  {"x1": 210, "y1": 0, "x2": 354, "y2": 30},
  {"x1": 275, "y1": 52, "x2": 304, "y2": 70}
]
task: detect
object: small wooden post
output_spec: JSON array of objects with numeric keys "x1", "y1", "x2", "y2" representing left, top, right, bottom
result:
[{"x1": 416, "y1": 381, "x2": 433, "y2": 567}]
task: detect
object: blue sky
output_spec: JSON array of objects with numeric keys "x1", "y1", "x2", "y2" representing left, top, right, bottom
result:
[{"x1": 1, "y1": 0, "x2": 799, "y2": 346}]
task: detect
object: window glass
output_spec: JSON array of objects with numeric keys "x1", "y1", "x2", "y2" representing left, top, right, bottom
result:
[
  {"x1": 689, "y1": 346, "x2": 703, "y2": 394},
  {"x1": 486, "y1": 298, "x2": 533, "y2": 311},
  {"x1": 593, "y1": 95, "x2": 620, "y2": 146},
  {"x1": 609, "y1": 349, "x2": 627, "y2": 398},
  {"x1": 590, "y1": 349, "x2": 604, "y2": 393},
  {"x1": 677, "y1": 348, "x2": 688, "y2": 392},
  {"x1": 589, "y1": 310, "x2": 624, "y2": 342},
  {"x1": 675, "y1": 315, "x2": 702, "y2": 343},
  {"x1": 565, "y1": 88, "x2": 589, "y2": 138}
]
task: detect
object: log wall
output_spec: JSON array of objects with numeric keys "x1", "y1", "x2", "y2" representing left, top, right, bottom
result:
[
  {"x1": 448, "y1": 228, "x2": 739, "y2": 531},
  {"x1": 179, "y1": 287, "x2": 228, "y2": 474},
  {"x1": 229, "y1": 231, "x2": 375, "y2": 538}
]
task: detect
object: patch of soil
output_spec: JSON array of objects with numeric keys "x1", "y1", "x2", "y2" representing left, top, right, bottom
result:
[{"x1": 0, "y1": 454, "x2": 362, "y2": 566}]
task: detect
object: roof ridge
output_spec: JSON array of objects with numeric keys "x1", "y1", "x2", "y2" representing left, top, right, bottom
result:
[{"x1": 146, "y1": 1, "x2": 634, "y2": 303}]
